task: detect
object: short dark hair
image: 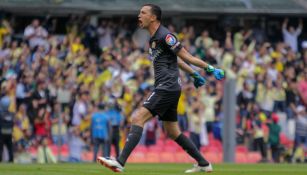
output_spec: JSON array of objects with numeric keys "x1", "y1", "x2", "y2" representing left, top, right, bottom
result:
[{"x1": 143, "y1": 4, "x2": 162, "y2": 21}]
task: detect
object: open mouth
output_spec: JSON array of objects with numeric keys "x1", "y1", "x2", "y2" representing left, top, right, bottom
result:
[{"x1": 138, "y1": 19, "x2": 143, "y2": 27}]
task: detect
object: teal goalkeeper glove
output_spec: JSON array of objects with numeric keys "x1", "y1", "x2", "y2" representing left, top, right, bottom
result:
[
  {"x1": 190, "y1": 72, "x2": 206, "y2": 88},
  {"x1": 205, "y1": 65, "x2": 225, "y2": 80}
]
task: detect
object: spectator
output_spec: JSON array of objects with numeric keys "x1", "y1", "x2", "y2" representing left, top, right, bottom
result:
[
  {"x1": 55, "y1": 78, "x2": 71, "y2": 110},
  {"x1": 177, "y1": 89, "x2": 188, "y2": 132},
  {"x1": 23, "y1": 73, "x2": 36, "y2": 126},
  {"x1": 0, "y1": 95, "x2": 14, "y2": 162},
  {"x1": 132, "y1": 28, "x2": 150, "y2": 50},
  {"x1": 106, "y1": 101, "x2": 124, "y2": 157},
  {"x1": 252, "y1": 119, "x2": 268, "y2": 162},
  {"x1": 97, "y1": 20, "x2": 113, "y2": 50},
  {"x1": 72, "y1": 91, "x2": 89, "y2": 126},
  {"x1": 195, "y1": 30, "x2": 213, "y2": 50},
  {"x1": 91, "y1": 103, "x2": 111, "y2": 161},
  {"x1": 282, "y1": 18, "x2": 303, "y2": 52},
  {"x1": 24, "y1": 19, "x2": 49, "y2": 50},
  {"x1": 273, "y1": 77, "x2": 286, "y2": 113},
  {"x1": 37, "y1": 137, "x2": 57, "y2": 163},
  {"x1": 292, "y1": 105, "x2": 307, "y2": 162},
  {"x1": 81, "y1": 16, "x2": 97, "y2": 52},
  {"x1": 51, "y1": 103, "x2": 68, "y2": 145},
  {"x1": 32, "y1": 80, "x2": 49, "y2": 112},
  {"x1": 234, "y1": 28, "x2": 252, "y2": 53},
  {"x1": 34, "y1": 108, "x2": 49, "y2": 139},
  {"x1": 68, "y1": 126, "x2": 85, "y2": 163},
  {"x1": 144, "y1": 118, "x2": 158, "y2": 147},
  {"x1": 297, "y1": 68, "x2": 307, "y2": 106},
  {"x1": 267, "y1": 114, "x2": 281, "y2": 163},
  {"x1": 16, "y1": 75, "x2": 28, "y2": 108},
  {"x1": 237, "y1": 81, "x2": 254, "y2": 126},
  {"x1": 255, "y1": 42, "x2": 271, "y2": 65},
  {"x1": 188, "y1": 97, "x2": 204, "y2": 150},
  {"x1": 13, "y1": 104, "x2": 31, "y2": 147},
  {"x1": 285, "y1": 79, "x2": 299, "y2": 119},
  {"x1": 266, "y1": 61, "x2": 278, "y2": 82},
  {"x1": 14, "y1": 143, "x2": 32, "y2": 164},
  {"x1": 202, "y1": 83, "x2": 220, "y2": 134},
  {"x1": 256, "y1": 78, "x2": 275, "y2": 118},
  {"x1": 0, "y1": 18, "x2": 12, "y2": 48},
  {"x1": 70, "y1": 37, "x2": 84, "y2": 54}
]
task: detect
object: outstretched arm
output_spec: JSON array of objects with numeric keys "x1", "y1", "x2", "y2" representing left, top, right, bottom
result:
[
  {"x1": 295, "y1": 18, "x2": 303, "y2": 36},
  {"x1": 164, "y1": 32, "x2": 224, "y2": 81},
  {"x1": 177, "y1": 47, "x2": 225, "y2": 80},
  {"x1": 177, "y1": 57, "x2": 195, "y2": 74},
  {"x1": 178, "y1": 57, "x2": 206, "y2": 88},
  {"x1": 177, "y1": 48, "x2": 210, "y2": 69},
  {"x1": 282, "y1": 18, "x2": 288, "y2": 34},
  {"x1": 298, "y1": 18, "x2": 303, "y2": 29}
]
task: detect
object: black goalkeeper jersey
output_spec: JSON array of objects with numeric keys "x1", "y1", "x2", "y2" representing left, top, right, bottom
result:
[{"x1": 149, "y1": 25, "x2": 183, "y2": 91}]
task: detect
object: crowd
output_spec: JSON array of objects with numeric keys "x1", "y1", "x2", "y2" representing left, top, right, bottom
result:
[{"x1": 0, "y1": 15, "x2": 306, "y2": 164}]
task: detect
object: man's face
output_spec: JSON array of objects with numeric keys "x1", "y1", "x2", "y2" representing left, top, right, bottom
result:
[
  {"x1": 32, "y1": 19, "x2": 39, "y2": 28},
  {"x1": 202, "y1": 31, "x2": 208, "y2": 37},
  {"x1": 290, "y1": 81, "x2": 296, "y2": 89},
  {"x1": 138, "y1": 6, "x2": 154, "y2": 29},
  {"x1": 289, "y1": 26, "x2": 295, "y2": 34},
  {"x1": 82, "y1": 92, "x2": 89, "y2": 101}
]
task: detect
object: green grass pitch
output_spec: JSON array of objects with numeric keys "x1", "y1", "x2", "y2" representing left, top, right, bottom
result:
[{"x1": 0, "y1": 163, "x2": 306, "y2": 175}]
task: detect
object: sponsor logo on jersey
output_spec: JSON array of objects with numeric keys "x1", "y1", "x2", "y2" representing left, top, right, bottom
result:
[
  {"x1": 149, "y1": 48, "x2": 162, "y2": 62},
  {"x1": 152, "y1": 41, "x2": 156, "y2": 49},
  {"x1": 165, "y1": 34, "x2": 177, "y2": 46}
]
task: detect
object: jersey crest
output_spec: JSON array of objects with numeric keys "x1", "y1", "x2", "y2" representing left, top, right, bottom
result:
[{"x1": 165, "y1": 34, "x2": 177, "y2": 46}]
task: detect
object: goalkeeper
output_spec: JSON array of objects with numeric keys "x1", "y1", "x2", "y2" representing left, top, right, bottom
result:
[{"x1": 97, "y1": 3, "x2": 225, "y2": 173}]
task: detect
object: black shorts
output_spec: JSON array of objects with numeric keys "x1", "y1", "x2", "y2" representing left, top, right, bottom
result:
[{"x1": 143, "y1": 90, "x2": 181, "y2": 121}]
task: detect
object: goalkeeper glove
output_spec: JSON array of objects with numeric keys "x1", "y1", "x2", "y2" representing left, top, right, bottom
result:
[
  {"x1": 190, "y1": 72, "x2": 206, "y2": 88},
  {"x1": 205, "y1": 65, "x2": 225, "y2": 80}
]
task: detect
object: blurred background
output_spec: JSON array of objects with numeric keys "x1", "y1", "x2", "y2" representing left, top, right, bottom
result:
[{"x1": 0, "y1": 0, "x2": 306, "y2": 164}]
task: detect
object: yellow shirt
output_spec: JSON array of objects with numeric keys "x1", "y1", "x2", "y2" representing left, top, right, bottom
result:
[
  {"x1": 275, "y1": 61, "x2": 284, "y2": 72},
  {"x1": 222, "y1": 52, "x2": 234, "y2": 70},
  {"x1": 13, "y1": 112, "x2": 30, "y2": 141},
  {"x1": 273, "y1": 88, "x2": 286, "y2": 101},
  {"x1": 136, "y1": 57, "x2": 151, "y2": 67},
  {"x1": 80, "y1": 115, "x2": 91, "y2": 132},
  {"x1": 71, "y1": 43, "x2": 84, "y2": 53},
  {"x1": 44, "y1": 55, "x2": 61, "y2": 67},
  {"x1": 254, "y1": 128, "x2": 264, "y2": 139},
  {"x1": 271, "y1": 51, "x2": 282, "y2": 60},
  {"x1": 190, "y1": 113, "x2": 202, "y2": 134},
  {"x1": 13, "y1": 126, "x2": 24, "y2": 142},
  {"x1": 123, "y1": 92, "x2": 133, "y2": 117},
  {"x1": 96, "y1": 70, "x2": 112, "y2": 86},
  {"x1": 234, "y1": 32, "x2": 243, "y2": 52},
  {"x1": 177, "y1": 33, "x2": 185, "y2": 41},
  {"x1": 202, "y1": 95, "x2": 216, "y2": 122},
  {"x1": 177, "y1": 92, "x2": 186, "y2": 115},
  {"x1": 77, "y1": 73, "x2": 95, "y2": 85},
  {"x1": 0, "y1": 27, "x2": 9, "y2": 48},
  {"x1": 11, "y1": 48, "x2": 22, "y2": 65}
]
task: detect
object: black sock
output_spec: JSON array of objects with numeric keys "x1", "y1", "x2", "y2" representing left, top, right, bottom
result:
[
  {"x1": 175, "y1": 133, "x2": 209, "y2": 166},
  {"x1": 117, "y1": 125, "x2": 143, "y2": 166}
]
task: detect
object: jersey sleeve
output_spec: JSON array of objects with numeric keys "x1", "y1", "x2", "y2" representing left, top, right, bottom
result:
[{"x1": 164, "y1": 33, "x2": 182, "y2": 54}]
